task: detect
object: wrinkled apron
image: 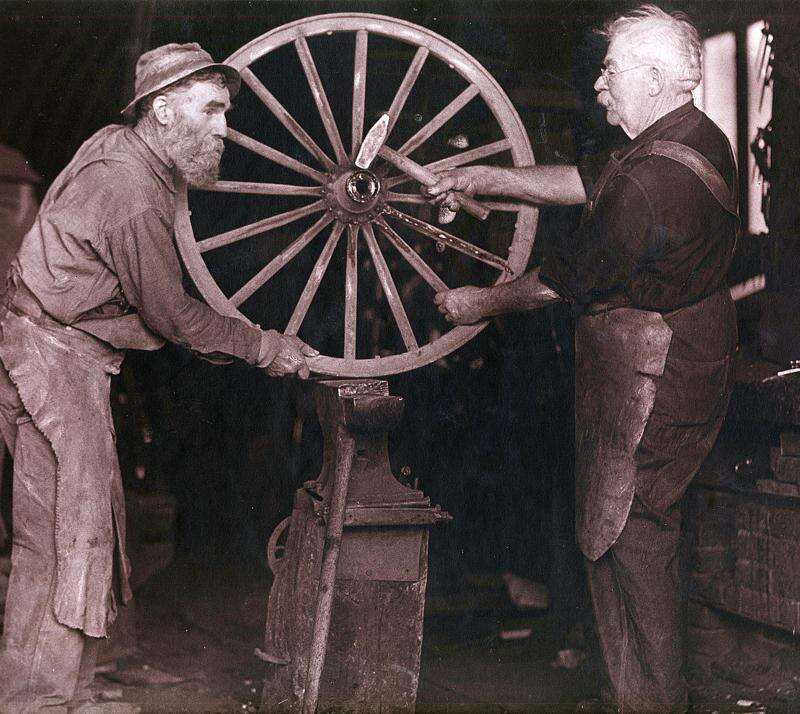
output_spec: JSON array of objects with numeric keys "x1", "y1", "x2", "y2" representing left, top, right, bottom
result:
[
  {"x1": 0, "y1": 310, "x2": 131, "y2": 637},
  {"x1": 575, "y1": 308, "x2": 673, "y2": 561}
]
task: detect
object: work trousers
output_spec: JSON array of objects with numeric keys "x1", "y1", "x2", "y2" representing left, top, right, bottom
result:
[
  {"x1": 0, "y1": 365, "x2": 100, "y2": 713},
  {"x1": 585, "y1": 495, "x2": 686, "y2": 714}
]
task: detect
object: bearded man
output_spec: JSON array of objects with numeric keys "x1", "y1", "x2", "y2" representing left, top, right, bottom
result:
[
  {"x1": 428, "y1": 5, "x2": 738, "y2": 712},
  {"x1": 0, "y1": 43, "x2": 315, "y2": 712}
]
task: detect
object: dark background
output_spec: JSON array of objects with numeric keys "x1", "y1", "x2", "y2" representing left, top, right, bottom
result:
[{"x1": 2, "y1": 1, "x2": 795, "y2": 629}]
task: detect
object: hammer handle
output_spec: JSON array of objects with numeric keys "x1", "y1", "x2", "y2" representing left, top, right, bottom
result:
[
  {"x1": 302, "y1": 430, "x2": 356, "y2": 714},
  {"x1": 378, "y1": 146, "x2": 491, "y2": 221}
]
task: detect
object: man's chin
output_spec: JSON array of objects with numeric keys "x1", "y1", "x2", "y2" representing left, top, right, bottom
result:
[{"x1": 604, "y1": 109, "x2": 620, "y2": 126}]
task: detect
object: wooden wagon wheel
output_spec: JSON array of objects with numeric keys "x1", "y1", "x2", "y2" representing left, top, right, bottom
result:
[{"x1": 174, "y1": 13, "x2": 538, "y2": 377}]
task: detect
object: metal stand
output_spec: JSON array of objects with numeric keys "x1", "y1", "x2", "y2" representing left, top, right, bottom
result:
[{"x1": 260, "y1": 380, "x2": 450, "y2": 713}]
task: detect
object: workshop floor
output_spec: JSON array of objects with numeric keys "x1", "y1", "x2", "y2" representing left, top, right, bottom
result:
[{"x1": 91, "y1": 560, "x2": 788, "y2": 714}]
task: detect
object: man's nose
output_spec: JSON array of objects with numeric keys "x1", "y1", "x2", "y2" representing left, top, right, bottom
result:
[
  {"x1": 594, "y1": 74, "x2": 607, "y2": 92},
  {"x1": 212, "y1": 114, "x2": 227, "y2": 139}
]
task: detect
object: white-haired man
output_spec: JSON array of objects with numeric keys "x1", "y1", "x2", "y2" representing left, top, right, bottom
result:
[
  {"x1": 428, "y1": 5, "x2": 738, "y2": 712},
  {"x1": 0, "y1": 43, "x2": 316, "y2": 712}
]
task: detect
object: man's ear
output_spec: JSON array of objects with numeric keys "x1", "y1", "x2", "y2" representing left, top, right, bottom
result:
[
  {"x1": 152, "y1": 95, "x2": 173, "y2": 126},
  {"x1": 648, "y1": 66, "x2": 665, "y2": 97}
]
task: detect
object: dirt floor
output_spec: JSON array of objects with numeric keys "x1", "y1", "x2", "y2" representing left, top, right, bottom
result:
[
  {"x1": 94, "y1": 558, "x2": 596, "y2": 713},
  {"x1": 71, "y1": 559, "x2": 797, "y2": 714}
]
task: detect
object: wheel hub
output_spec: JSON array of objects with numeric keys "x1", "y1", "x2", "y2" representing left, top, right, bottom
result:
[
  {"x1": 346, "y1": 170, "x2": 380, "y2": 203},
  {"x1": 324, "y1": 169, "x2": 385, "y2": 224}
]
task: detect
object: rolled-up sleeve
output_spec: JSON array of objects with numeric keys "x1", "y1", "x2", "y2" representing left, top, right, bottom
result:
[{"x1": 107, "y1": 207, "x2": 262, "y2": 364}]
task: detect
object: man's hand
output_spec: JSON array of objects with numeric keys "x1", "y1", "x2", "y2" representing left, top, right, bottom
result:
[
  {"x1": 422, "y1": 167, "x2": 488, "y2": 222},
  {"x1": 434, "y1": 286, "x2": 488, "y2": 325},
  {"x1": 264, "y1": 334, "x2": 318, "y2": 379}
]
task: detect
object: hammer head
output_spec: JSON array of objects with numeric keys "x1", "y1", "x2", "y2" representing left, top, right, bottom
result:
[{"x1": 355, "y1": 113, "x2": 389, "y2": 169}]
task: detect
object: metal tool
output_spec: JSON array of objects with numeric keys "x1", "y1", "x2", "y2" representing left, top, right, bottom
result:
[
  {"x1": 354, "y1": 113, "x2": 390, "y2": 170},
  {"x1": 383, "y1": 205, "x2": 511, "y2": 273},
  {"x1": 301, "y1": 428, "x2": 356, "y2": 714},
  {"x1": 356, "y1": 115, "x2": 491, "y2": 221}
]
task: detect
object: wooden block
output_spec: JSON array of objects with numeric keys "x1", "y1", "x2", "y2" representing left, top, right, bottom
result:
[{"x1": 261, "y1": 492, "x2": 430, "y2": 713}]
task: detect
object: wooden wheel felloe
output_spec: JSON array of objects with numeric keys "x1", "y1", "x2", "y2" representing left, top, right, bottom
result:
[{"x1": 174, "y1": 13, "x2": 538, "y2": 377}]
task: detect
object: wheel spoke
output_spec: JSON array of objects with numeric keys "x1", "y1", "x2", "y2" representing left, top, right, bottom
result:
[
  {"x1": 385, "y1": 139, "x2": 512, "y2": 188},
  {"x1": 384, "y1": 206, "x2": 511, "y2": 273},
  {"x1": 387, "y1": 194, "x2": 522, "y2": 212},
  {"x1": 344, "y1": 224, "x2": 359, "y2": 359},
  {"x1": 374, "y1": 216, "x2": 448, "y2": 293},
  {"x1": 227, "y1": 128, "x2": 327, "y2": 183},
  {"x1": 206, "y1": 181, "x2": 324, "y2": 197},
  {"x1": 285, "y1": 221, "x2": 346, "y2": 335},
  {"x1": 351, "y1": 30, "x2": 368, "y2": 158},
  {"x1": 240, "y1": 67, "x2": 337, "y2": 171},
  {"x1": 229, "y1": 213, "x2": 335, "y2": 307},
  {"x1": 386, "y1": 191, "x2": 430, "y2": 204},
  {"x1": 362, "y1": 222, "x2": 418, "y2": 352},
  {"x1": 386, "y1": 193, "x2": 524, "y2": 223},
  {"x1": 386, "y1": 193, "x2": 428, "y2": 205},
  {"x1": 295, "y1": 35, "x2": 349, "y2": 165},
  {"x1": 396, "y1": 84, "x2": 480, "y2": 157},
  {"x1": 198, "y1": 200, "x2": 326, "y2": 253},
  {"x1": 423, "y1": 139, "x2": 512, "y2": 173},
  {"x1": 386, "y1": 46, "x2": 428, "y2": 136}
]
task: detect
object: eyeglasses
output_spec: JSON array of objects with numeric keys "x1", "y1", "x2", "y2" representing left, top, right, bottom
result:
[{"x1": 599, "y1": 63, "x2": 652, "y2": 81}]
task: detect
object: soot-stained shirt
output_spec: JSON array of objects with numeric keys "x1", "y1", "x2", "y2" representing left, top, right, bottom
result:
[
  {"x1": 540, "y1": 101, "x2": 738, "y2": 315},
  {"x1": 9, "y1": 125, "x2": 263, "y2": 362}
]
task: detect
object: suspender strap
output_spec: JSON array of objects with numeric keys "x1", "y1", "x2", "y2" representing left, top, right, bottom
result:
[{"x1": 642, "y1": 139, "x2": 739, "y2": 218}]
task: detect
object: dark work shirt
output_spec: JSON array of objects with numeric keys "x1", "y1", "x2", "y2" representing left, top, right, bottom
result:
[
  {"x1": 541, "y1": 102, "x2": 738, "y2": 315},
  {"x1": 10, "y1": 125, "x2": 262, "y2": 362}
]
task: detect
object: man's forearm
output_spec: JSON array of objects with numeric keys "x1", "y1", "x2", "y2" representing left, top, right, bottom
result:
[
  {"x1": 478, "y1": 268, "x2": 563, "y2": 318},
  {"x1": 474, "y1": 166, "x2": 587, "y2": 205}
]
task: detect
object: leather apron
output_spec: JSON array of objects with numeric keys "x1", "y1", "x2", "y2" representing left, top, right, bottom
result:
[
  {"x1": 575, "y1": 308, "x2": 672, "y2": 561},
  {"x1": 0, "y1": 282, "x2": 132, "y2": 638},
  {"x1": 574, "y1": 138, "x2": 737, "y2": 562}
]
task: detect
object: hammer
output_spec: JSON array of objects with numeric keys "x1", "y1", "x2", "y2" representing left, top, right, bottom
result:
[{"x1": 355, "y1": 114, "x2": 491, "y2": 221}]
